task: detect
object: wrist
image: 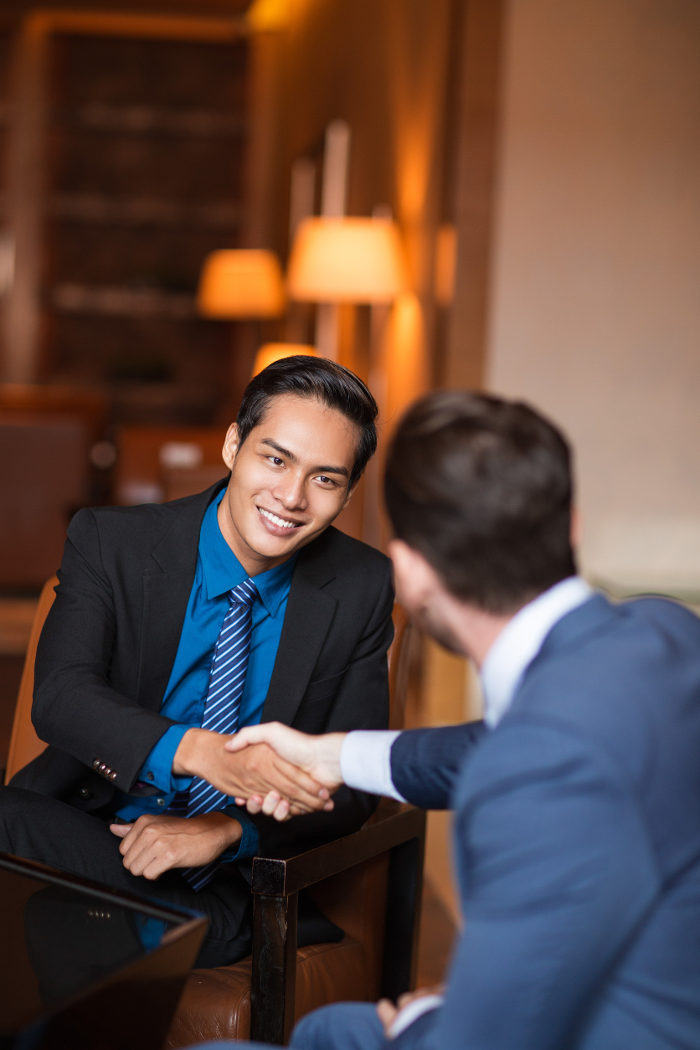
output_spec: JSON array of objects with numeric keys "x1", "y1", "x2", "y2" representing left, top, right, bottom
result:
[
  {"x1": 191, "y1": 810, "x2": 243, "y2": 852},
  {"x1": 319, "y1": 733, "x2": 346, "y2": 785},
  {"x1": 172, "y1": 728, "x2": 209, "y2": 777},
  {"x1": 209, "y1": 811, "x2": 243, "y2": 851}
]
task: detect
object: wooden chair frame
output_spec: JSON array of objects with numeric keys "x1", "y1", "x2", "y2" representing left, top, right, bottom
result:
[{"x1": 248, "y1": 800, "x2": 425, "y2": 1044}]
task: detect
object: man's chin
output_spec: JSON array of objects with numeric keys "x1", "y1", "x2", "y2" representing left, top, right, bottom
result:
[
  {"x1": 252, "y1": 527, "x2": 315, "y2": 565},
  {"x1": 414, "y1": 608, "x2": 462, "y2": 656}
]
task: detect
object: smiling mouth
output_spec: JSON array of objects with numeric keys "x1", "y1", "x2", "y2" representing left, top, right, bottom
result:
[{"x1": 258, "y1": 507, "x2": 301, "y2": 530}]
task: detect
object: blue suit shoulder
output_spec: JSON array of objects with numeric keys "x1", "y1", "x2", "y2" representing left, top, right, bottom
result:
[{"x1": 496, "y1": 591, "x2": 700, "y2": 807}]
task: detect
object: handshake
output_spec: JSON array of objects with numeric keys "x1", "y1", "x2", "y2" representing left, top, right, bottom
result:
[
  {"x1": 111, "y1": 725, "x2": 350, "y2": 883},
  {"x1": 225, "y1": 723, "x2": 349, "y2": 822}
]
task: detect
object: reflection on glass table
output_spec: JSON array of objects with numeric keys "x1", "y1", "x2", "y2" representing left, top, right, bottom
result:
[{"x1": 0, "y1": 851, "x2": 207, "y2": 1050}]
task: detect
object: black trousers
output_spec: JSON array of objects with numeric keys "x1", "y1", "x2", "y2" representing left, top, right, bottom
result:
[{"x1": 0, "y1": 785, "x2": 252, "y2": 968}]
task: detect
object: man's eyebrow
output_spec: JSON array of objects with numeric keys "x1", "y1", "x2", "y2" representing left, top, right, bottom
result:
[{"x1": 260, "y1": 438, "x2": 350, "y2": 478}]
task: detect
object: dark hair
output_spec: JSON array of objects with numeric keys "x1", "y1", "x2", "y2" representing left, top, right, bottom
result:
[
  {"x1": 384, "y1": 390, "x2": 577, "y2": 614},
  {"x1": 236, "y1": 355, "x2": 378, "y2": 488}
]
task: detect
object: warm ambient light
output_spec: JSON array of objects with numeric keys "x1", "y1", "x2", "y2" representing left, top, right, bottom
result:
[
  {"x1": 247, "y1": 0, "x2": 290, "y2": 30},
  {"x1": 286, "y1": 217, "x2": 406, "y2": 304},
  {"x1": 251, "y1": 343, "x2": 319, "y2": 376},
  {"x1": 197, "y1": 250, "x2": 285, "y2": 318},
  {"x1": 435, "y1": 223, "x2": 457, "y2": 306}
]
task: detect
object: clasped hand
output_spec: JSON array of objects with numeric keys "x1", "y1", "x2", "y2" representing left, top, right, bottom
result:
[
  {"x1": 173, "y1": 728, "x2": 334, "y2": 816},
  {"x1": 110, "y1": 811, "x2": 240, "y2": 880},
  {"x1": 225, "y1": 722, "x2": 346, "y2": 822}
]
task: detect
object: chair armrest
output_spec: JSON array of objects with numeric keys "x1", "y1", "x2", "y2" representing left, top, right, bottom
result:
[
  {"x1": 251, "y1": 799, "x2": 425, "y2": 895},
  {"x1": 248, "y1": 799, "x2": 426, "y2": 1044}
]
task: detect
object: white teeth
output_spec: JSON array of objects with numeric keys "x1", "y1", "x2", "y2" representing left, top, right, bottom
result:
[{"x1": 260, "y1": 508, "x2": 297, "y2": 529}]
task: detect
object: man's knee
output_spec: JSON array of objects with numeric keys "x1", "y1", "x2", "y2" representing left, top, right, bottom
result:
[
  {"x1": 0, "y1": 789, "x2": 34, "y2": 827},
  {"x1": 0, "y1": 786, "x2": 100, "y2": 867},
  {"x1": 291, "y1": 1002, "x2": 385, "y2": 1050},
  {"x1": 0, "y1": 786, "x2": 37, "y2": 845}
]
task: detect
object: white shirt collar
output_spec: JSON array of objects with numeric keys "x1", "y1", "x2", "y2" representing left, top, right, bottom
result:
[{"x1": 480, "y1": 576, "x2": 594, "y2": 728}]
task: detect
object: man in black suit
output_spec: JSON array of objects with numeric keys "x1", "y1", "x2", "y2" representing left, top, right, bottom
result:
[{"x1": 0, "y1": 355, "x2": 393, "y2": 966}]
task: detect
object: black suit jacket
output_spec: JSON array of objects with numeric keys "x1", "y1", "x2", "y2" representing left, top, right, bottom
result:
[{"x1": 16, "y1": 481, "x2": 393, "y2": 855}]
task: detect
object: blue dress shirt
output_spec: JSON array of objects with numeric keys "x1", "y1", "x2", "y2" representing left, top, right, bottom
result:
[{"x1": 114, "y1": 489, "x2": 296, "y2": 859}]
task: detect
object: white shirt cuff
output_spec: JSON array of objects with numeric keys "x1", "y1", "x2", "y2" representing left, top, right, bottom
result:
[
  {"x1": 387, "y1": 994, "x2": 444, "y2": 1038},
  {"x1": 340, "y1": 730, "x2": 406, "y2": 801}
]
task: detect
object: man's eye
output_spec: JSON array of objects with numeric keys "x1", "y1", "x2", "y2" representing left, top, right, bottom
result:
[
  {"x1": 267, "y1": 456, "x2": 284, "y2": 466},
  {"x1": 316, "y1": 475, "x2": 336, "y2": 486}
]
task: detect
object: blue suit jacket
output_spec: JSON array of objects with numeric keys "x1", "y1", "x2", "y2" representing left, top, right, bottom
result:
[{"x1": 391, "y1": 593, "x2": 700, "y2": 1050}]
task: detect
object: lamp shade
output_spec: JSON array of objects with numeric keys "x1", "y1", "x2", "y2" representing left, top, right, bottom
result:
[
  {"x1": 251, "y1": 343, "x2": 319, "y2": 376},
  {"x1": 287, "y1": 217, "x2": 406, "y2": 304},
  {"x1": 197, "y1": 249, "x2": 285, "y2": 318}
]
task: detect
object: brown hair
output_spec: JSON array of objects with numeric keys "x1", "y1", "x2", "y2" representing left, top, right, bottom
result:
[{"x1": 384, "y1": 390, "x2": 577, "y2": 614}]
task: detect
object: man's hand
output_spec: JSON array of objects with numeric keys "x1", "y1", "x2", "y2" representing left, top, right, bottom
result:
[
  {"x1": 109, "y1": 812, "x2": 241, "y2": 880},
  {"x1": 172, "y1": 729, "x2": 332, "y2": 815},
  {"x1": 225, "y1": 723, "x2": 346, "y2": 821},
  {"x1": 376, "y1": 985, "x2": 445, "y2": 1038}
]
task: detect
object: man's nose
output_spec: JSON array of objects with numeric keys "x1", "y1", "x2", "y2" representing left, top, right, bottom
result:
[{"x1": 274, "y1": 472, "x2": 307, "y2": 510}]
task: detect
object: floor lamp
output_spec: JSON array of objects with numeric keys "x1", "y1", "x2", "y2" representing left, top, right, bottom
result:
[
  {"x1": 285, "y1": 216, "x2": 405, "y2": 363},
  {"x1": 286, "y1": 215, "x2": 406, "y2": 546}
]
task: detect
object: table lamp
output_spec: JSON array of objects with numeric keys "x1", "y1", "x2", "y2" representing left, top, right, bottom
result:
[{"x1": 197, "y1": 249, "x2": 285, "y2": 319}]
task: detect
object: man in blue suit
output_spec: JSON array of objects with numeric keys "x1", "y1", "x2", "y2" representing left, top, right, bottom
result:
[{"x1": 189, "y1": 390, "x2": 700, "y2": 1050}]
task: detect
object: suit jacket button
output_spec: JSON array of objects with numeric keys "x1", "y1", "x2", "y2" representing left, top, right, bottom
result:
[
  {"x1": 79, "y1": 786, "x2": 93, "y2": 799},
  {"x1": 109, "y1": 771, "x2": 117, "y2": 781}
]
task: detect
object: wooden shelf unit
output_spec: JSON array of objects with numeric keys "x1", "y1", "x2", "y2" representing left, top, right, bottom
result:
[{"x1": 2, "y1": 10, "x2": 260, "y2": 425}]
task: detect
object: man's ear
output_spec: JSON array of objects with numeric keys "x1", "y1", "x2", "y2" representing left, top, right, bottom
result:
[
  {"x1": 388, "y1": 538, "x2": 439, "y2": 607},
  {"x1": 222, "y1": 423, "x2": 240, "y2": 470},
  {"x1": 341, "y1": 483, "x2": 356, "y2": 511},
  {"x1": 388, "y1": 538, "x2": 414, "y2": 580}
]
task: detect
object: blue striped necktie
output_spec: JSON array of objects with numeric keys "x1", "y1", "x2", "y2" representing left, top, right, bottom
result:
[{"x1": 179, "y1": 577, "x2": 258, "y2": 890}]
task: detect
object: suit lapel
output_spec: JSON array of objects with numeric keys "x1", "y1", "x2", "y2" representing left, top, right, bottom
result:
[
  {"x1": 262, "y1": 543, "x2": 338, "y2": 725},
  {"x1": 135, "y1": 482, "x2": 225, "y2": 709}
]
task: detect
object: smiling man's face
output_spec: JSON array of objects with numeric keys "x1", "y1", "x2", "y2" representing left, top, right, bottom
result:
[{"x1": 218, "y1": 393, "x2": 359, "y2": 576}]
